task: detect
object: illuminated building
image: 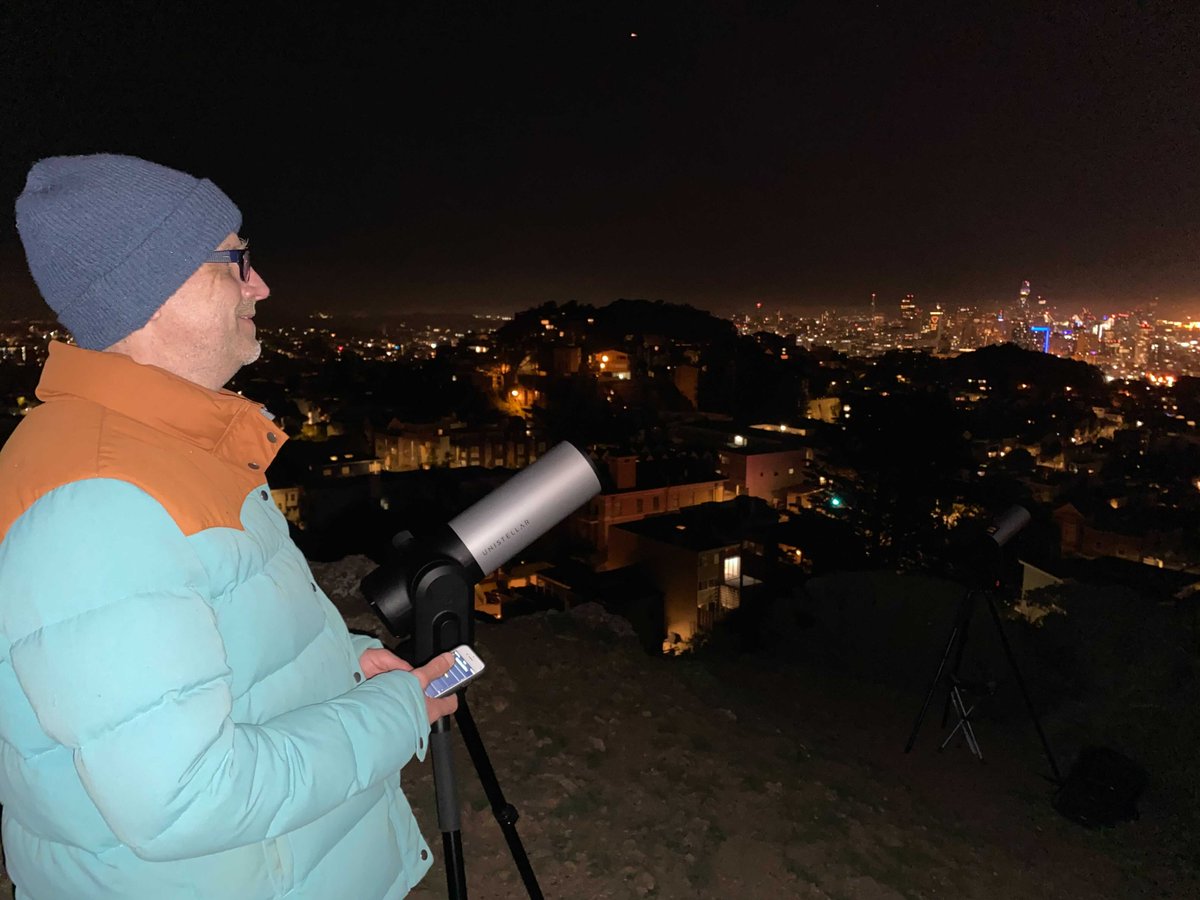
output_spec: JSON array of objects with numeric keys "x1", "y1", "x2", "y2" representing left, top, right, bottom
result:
[
  {"x1": 607, "y1": 500, "x2": 769, "y2": 649},
  {"x1": 716, "y1": 446, "x2": 811, "y2": 507},
  {"x1": 374, "y1": 418, "x2": 545, "y2": 471},
  {"x1": 591, "y1": 348, "x2": 631, "y2": 379},
  {"x1": 1030, "y1": 325, "x2": 1051, "y2": 353},
  {"x1": 899, "y1": 293, "x2": 919, "y2": 333},
  {"x1": 1010, "y1": 279, "x2": 1039, "y2": 351},
  {"x1": 569, "y1": 455, "x2": 725, "y2": 561}
]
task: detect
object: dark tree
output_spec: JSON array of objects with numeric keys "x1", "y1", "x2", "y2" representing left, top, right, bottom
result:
[
  {"x1": 533, "y1": 374, "x2": 623, "y2": 446},
  {"x1": 697, "y1": 335, "x2": 807, "y2": 421},
  {"x1": 838, "y1": 390, "x2": 972, "y2": 564}
]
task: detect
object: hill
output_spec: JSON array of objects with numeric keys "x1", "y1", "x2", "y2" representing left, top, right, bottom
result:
[
  {"x1": 1, "y1": 558, "x2": 1192, "y2": 899},
  {"x1": 323, "y1": 559, "x2": 1193, "y2": 900}
]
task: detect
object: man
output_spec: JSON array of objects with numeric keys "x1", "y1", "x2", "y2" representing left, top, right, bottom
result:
[{"x1": 0, "y1": 154, "x2": 457, "y2": 899}]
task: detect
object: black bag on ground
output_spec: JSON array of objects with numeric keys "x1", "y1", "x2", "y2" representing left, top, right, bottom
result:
[{"x1": 1053, "y1": 746, "x2": 1147, "y2": 828}]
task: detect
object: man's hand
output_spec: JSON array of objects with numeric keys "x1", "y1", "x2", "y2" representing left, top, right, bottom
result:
[
  {"x1": 412, "y1": 651, "x2": 460, "y2": 723},
  {"x1": 358, "y1": 647, "x2": 413, "y2": 680},
  {"x1": 358, "y1": 647, "x2": 459, "y2": 724}
]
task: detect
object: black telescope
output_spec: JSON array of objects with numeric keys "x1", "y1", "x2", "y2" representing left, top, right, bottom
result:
[
  {"x1": 985, "y1": 504, "x2": 1031, "y2": 548},
  {"x1": 905, "y1": 503, "x2": 1062, "y2": 785},
  {"x1": 360, "y1": 441, "x2": 603, "y2": 663},
  {"x1": 944, "y1": 504, "x2": 1032, "y2": 590}
]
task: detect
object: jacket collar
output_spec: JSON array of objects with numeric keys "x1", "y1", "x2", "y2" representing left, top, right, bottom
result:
[{"x1": 36, "y1": 341, "x2": 287, "y2": 466}]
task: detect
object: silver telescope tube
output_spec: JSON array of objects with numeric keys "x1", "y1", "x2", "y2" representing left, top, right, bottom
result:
[{"x1": 446, "y1": 442, "x2": 602, "y2": 576}]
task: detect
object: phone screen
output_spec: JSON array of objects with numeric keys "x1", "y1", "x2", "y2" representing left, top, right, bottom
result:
[{"x1": 424, "y1": 647, "x2": 483, "y2": 698}]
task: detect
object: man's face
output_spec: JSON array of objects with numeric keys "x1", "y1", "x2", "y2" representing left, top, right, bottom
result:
[{"x1": 147, "y1": 233, "x2": 270, "y2": 389}]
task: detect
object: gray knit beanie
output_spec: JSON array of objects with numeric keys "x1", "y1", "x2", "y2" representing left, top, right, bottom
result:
[{"x1": 14, "y1": 154, "x2": 242, "y2": 350}]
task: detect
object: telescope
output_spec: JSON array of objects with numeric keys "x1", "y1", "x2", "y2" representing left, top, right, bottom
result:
[
  {"x1": 361, "y1": 441, "x2": 603, "y2": 662},
  {"x1": 985, "y1": 504, "x2": 1031, "y2": 548},
  {"x1": 906, "y1": 503, "x2": 1062, "y2": 785},
  {"x1": 941, "y1": 504, "x2": 1032, "y2": 591},
  {"x1": 360, "y1": 440, "x2": 603, "y2": 900}
]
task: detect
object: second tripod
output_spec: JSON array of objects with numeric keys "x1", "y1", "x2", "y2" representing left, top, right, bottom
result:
[{"x1": 904, "y1": 586, "x2": 1062, "y2": 784}]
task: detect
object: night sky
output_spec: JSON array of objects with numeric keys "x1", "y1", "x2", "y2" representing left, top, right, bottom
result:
[{"x1": 3, "y1": 1, "x2": 1200, "y2": 322}]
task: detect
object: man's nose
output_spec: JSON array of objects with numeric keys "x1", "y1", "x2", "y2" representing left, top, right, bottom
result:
[{"x1": 244, "y1": 267, "x2": 269, "y2": 301}]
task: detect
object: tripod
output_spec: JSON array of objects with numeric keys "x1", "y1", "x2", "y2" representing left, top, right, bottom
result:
[
  {"x1": 378, "y1": 572, "x2": 543, "y2": 899},
  {"x1": 360, "y1": 443, "x2": 603, "y2": 898},
  {"x1": 426, "y1": 686, "x2": 543, "y2": 900},
  {"x1": 904, "y1": 586, "x2": 1063, "y2": 784}
]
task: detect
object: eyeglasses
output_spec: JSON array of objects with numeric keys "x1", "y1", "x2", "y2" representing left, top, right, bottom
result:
[{"x1": 206, "y1": 244, "x2": 251, "y2": 282}]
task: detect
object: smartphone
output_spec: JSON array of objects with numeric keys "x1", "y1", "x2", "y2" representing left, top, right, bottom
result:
[{"x1": 424, "y1": 644, "x2": 487, "y2": 699}]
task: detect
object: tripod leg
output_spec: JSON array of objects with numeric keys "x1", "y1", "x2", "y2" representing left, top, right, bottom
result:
[
  {"x1": 984, "y1": 594, "x2": 1063, "y2": 783},
  {"x1": 939, "y1": 718, "x2": 965, "y2": 750},
  {"x1": 906, "y1": 624, "x2": 958, "y2": 752},
  {"x1": 939, "y1": 690, "x2": 984, "y2": 760},
  {"x1": 430, "y1": 716, "x2": 469, "y2": 900},
  {"x1": 938, "y1": 688, "x2": 967, "y2": 751},
  {"x1": 455, "y1": 693, "x2": 544, "y2": 900},
  {"x1": 941, "y1": 599, "x2": 976, "y2": 729},
  {"x1": 956, "y1": 694, "x2": 983, "y2": 760},
  {"x1": 906, "y1": 590, "x2": 979, "y2": 753},
  {"x1": 963, "y1": 716, "x2": 982, "y2": 760}
]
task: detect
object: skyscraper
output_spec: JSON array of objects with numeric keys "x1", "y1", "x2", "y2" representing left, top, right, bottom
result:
[{"x1": 1011, "y1": 279, "x2": 1039, "y2": 351}]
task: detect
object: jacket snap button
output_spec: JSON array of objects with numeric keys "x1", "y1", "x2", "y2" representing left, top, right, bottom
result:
[
  {"x1": 420, "y1": 849, "x2": 428, "y2": 861},
  {"x1": 260, "y1": 490, "x2": 268, "y2": 500},
  {"x1": 311, "y1": 582, "x2": 317, "y2": 591},
  {"x1": 267, "y1": 432, "x2": 278, "y2": 443},
  {"x1": 247, "y1": 462, "x2": 260, "y2": 470},
  {"x1": 354, "y1": 672, "x2": 362, "y2": 683}
]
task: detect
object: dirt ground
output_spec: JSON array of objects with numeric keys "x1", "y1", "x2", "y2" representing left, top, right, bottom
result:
[
  {"x1": 391, "y1": 607, "x2": 1192, "y2": 900},
  {"x1": 1, "y1": 558, "x2": 1192, "y2": 899}
]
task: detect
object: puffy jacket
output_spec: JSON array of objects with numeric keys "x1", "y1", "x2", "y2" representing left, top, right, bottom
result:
[{"x1": 0, "y1": 342, "x2": 434, "y2": 899}]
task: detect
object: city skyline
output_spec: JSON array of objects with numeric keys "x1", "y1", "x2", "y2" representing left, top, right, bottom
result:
[{"x1": 3, "y1": 3, "x2": 1200, "y2": 317}]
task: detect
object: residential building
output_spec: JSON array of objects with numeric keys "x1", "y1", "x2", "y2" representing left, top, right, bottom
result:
[
  {"x1": 569, "y1": 453, "x2": 725, "y2": 561},
  {"x1": 717, "y1": 446, "x2": 810, "y2": 506},
  {"x1": 608, "y1": 500, "x2": 769, "y2": 649},
  {"x1": 374, "y1": 418, "x2": 545, "y2": 471}
]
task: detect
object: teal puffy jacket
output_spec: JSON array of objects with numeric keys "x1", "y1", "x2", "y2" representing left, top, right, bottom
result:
[{"x1": 0, "y1": 344, "x2": 434, "y2": 899}]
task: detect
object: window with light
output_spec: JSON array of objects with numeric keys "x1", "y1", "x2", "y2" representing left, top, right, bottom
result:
[{"x1": 724, "y1": 555, "x2": 741, "y2": 582}]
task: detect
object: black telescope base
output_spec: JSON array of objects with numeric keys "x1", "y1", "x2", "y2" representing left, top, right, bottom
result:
[{"x1": 429, "y1": 692, "x2": 543, "y2": 900}]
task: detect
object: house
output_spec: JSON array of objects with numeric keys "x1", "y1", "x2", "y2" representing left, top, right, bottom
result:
[
  {"x1": 1053, "y1": 502, "x2": 1179, "y2": 566},
  {"x1": 607, "y1": 498, "x2": 774, "y2": 650},
  {"x1": 717, "y1": 445, "x2": 811, "y2": 506},
  {"x1": 374, "y1": 417, "x2": 545, "y2": 471},
  {"x1": 1019, "y1": 555, "x2": 1200, "y2": 607},
  {"x1": 569, "y1": 453, "x2": 725, "y2": 562}
]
